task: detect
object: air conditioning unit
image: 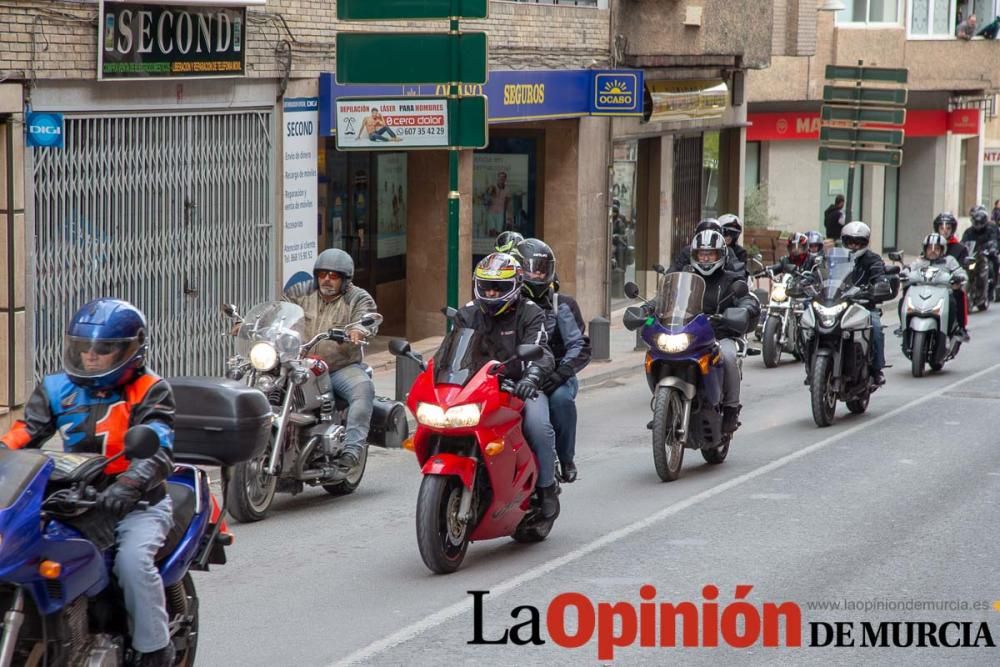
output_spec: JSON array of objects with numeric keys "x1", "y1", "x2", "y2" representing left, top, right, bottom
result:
[{"x1": 683, "y1": 5, "x2": 702, "y2": 26}]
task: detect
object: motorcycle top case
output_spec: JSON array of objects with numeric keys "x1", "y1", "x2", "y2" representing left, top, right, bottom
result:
[{"x1": 167, "y1": 377, "x2": 271, "y2": 467}]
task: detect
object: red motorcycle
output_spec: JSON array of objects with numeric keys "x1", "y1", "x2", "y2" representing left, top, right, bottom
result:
[{"x1": 390, "y1": 324, "x2": 559, "y2": 574}]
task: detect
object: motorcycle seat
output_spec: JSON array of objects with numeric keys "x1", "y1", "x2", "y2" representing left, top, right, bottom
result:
[{"x1": 155, "y1": 482, "x2": 197, "y2": 562}]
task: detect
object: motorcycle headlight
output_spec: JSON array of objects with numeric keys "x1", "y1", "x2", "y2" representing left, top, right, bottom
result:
[
  {"x1": 249, "y1": 342, "x2": 278, "y2": 371},
  {"x1": 416, "y1": 403, "x2": 481, "y2": 428},
  {"x1": 813, "y1": 302, "x2": 847, "y2": 318},
  {"x1": 771, "y1": 285, "x2": 787, "y2": 302},
  {"x1": 655, "y1": 333, "x2": 692, "y2": 353},
  {"x1": 969, "y1": 262, "x2": 977, "y2": 270}
]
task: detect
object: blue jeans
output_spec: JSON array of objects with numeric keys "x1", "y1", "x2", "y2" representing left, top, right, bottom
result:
[
  {"x1": 548, "y1": 376, "x2": 578, "y2": 465},
  {"x1": 522, "y1": 393, "x2": 557, "y2": 488},
  {"x1": 328, "y1": 364, "x2": 375, "y2": 447},
  {"x1": 870, "y1": 310, "x2": 885, "y2": 371},
  {"x1": 114, "y1": 494, "x2": 173, "y2": 653}
]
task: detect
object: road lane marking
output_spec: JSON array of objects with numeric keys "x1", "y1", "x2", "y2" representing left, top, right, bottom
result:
[{"x1": 331, "y1": 359, "x2": 1000, "y2": 667}]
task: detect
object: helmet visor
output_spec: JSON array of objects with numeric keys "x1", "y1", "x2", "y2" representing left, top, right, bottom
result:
[
  {"x1": 63, "y1": 336, "x2": 141, "y2": 379},
  {"x1": 521, "y1": 255, "x2": 555, "y2": 284}
]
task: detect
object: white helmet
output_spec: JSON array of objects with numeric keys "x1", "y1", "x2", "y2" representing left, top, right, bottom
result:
[
  {"x1": 690, "y1": 230, "x2": 727, "y2": 276},
  {"x1": 841, "y1": 221, "x2": 871, "y2": 259}
]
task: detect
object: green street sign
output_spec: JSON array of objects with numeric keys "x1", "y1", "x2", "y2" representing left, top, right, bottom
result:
[
  {"x1": 825, "y1": 65, "x2": 908, "y2": 84},
  {"x1": 337, "y1": 32, "x2": 488, "y2": 85},
  {"x1": 334, "y1": 96, "x2": 487, "y2": 150},
  {"x1": 338, "y1": 0, "x2": 489, "y2": 20},
  {"x1": 822, "y1": 86, "x2": 907, "y2": 107},
  {"x1": 818, "y1": 145, "x2": 902, "y2": 167},
  {"x1": 822, "y1": 105, "x2": 906, "y2": 126},
  {"x1": 820, "y1": 126, "x2": 905, "y2": 147}
]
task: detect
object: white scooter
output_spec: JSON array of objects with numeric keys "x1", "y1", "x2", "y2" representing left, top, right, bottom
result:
[{"x1": 897, "y1": 264, "x2": 964, "y2": 377}]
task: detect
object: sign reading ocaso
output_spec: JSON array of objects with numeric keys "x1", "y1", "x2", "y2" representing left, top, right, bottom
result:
[{"x1": 97, "y1": 1, "x2": 246, "y2": 80}]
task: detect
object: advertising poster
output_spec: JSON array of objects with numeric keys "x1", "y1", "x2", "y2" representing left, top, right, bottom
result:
[
  {"x1": 336, "y1": 98, "x2": 448, "y2": 149},
  {"x1": 282, "y1": 97, "x2": 319, "y2": 289},
  {"x1": 377, "y1": 153, "x2": 407, "y2": 258},
  {"x1": 473, "y1": 154, "x2": 530, "y2": 255}
]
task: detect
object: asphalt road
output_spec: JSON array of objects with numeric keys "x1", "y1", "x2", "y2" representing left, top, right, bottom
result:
[{"x1": 195, "y1": 305, "x2": 1000, "y2": 666}]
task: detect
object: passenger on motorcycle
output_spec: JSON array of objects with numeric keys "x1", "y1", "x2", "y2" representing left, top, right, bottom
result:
[
  {"x1": 933, "y1": 212, "x2": 969, "y2": 264},
  {"x1": 515, "y1": 238, "x2": 591, "y2": 484},
  {"x1": 766, "y1": 232, "x2": 812, "y2": 275},
  {"x1": 719, "y1": 213, "x2": 750, "y2": 277},
  {"x1": 284, "y1": 249, "x2": 378, "y2": 469},
  {"x1": 668, "y1": 218, "x2": 743, "y2": 274},
  {"x1": 456, "y1": 252, "x2": 560, "y2": 518},
  {"x1": 671, "y1": 230, "x2": 761, "y2": 433},
  {"x1": 494, "y1": 230, "x2": 525, "y2": 255},
  {"x1": 962, "y1": 206, "x2": 999, "y2": 289},
  {"x1": 806, "y1": 230, "x2": 825, "y2": 256},
  {"x1": 840, "y1": 222, "x2": 891, "y2": 386},
  {"x1": 0, "y1": 299, "x2": 177, "y2": 667},
  {"x1": 898, "y1": 234, "x2": 969, "y2": 340}
]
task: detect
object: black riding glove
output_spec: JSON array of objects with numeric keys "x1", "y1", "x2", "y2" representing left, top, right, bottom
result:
[
  {"x1": 541, "y1": 364, "x2": 575, "y2": 394},
  {"x1": 98, "y1": 476, "x2": 144, "y2": 520},
  {"x1": 513, "y1": 366, "x2": 544, "y2": 401},
  {"x1": 98, "y1": 444, "x2": 174, "y2": 520}
]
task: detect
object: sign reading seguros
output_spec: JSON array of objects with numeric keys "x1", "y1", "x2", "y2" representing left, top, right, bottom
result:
[{"x1": 26, "y1": 112, "x2": 64, "y2": 148}]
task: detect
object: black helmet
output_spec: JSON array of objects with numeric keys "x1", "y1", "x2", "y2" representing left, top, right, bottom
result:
[
  {"x1": 718, "y1": 214, "x2": 742, "y2": 243},
  {"x1": 690, "y1": 230, "x2": 726, "y2": 276},
  {"x1": 805, "y1": 231, "x2": 824, "y2": 254},
  {"x1": 695, "y1": 218, "x2": 722, "y2": 235},
  {"x1": 971, "y1": 206, "x2": 990, "y2": 229},
  {"x1": 515, "y1": 238, "x2": 556, "y2": 301},
  {"x1": 495, "y1": 231, "x2": 525, "y2": 255},
  {"x1": 933, "y1": 212, "x2": 957, "y2": 236}
]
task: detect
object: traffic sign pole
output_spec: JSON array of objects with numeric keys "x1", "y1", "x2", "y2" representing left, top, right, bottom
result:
[{"x1": 447, "y1": 11, "x2": 460, "y2": 316}]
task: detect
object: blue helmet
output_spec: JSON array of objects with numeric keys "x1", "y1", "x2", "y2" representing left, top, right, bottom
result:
[{"x1": 63, "y1": 299, "x2": 148, "y2": 390}]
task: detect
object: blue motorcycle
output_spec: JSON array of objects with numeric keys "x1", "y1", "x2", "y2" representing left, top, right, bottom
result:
[
  {"x1": 623, "y1": 272, "x2": 750, "y2": 481},
  {"x1": 0, "y1": 379, "x2": 269, "y2": 666}
]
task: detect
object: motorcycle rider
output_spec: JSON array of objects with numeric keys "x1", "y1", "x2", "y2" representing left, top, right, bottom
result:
[
  {"x1": 806, "y1": 230, "x2": 825, "y2": 256},
  {"x1": 765, "y1": 232, "x2": 812, "y2": 275},
  {"x1": 284, "y1": 248, "x2": 378, "y2": 469},
  {"x1": 0, "y1": 299, "x2": 177, "y2": 667},
  {"x1": 670, "y1": 230, "x2": 760, "y2": 433},
  {"x1": 933, "y1": 212, "x2": 969, "y2": 264},
  {"x1": 898, "y1": 234, "x2": 969, "y2": 340},
  {"x1": 455, "y1": 252, "x2": 560, "y2": 518},
  {"x1": 719, "y1": 213, "x2": 750, "y2": 277},
  {"x1": 515, "y1": 238, "x2": 591, "y2": 484},
  {"x1": 962, "y1": 205, "x2": 999, "y2": 294},
  {"x1": 840, "y1": 221, "x2": 891, "y2": 386}
]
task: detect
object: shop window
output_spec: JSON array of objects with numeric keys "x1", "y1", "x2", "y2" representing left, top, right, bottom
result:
[
  {"x1": 837, "y1": 0, "x2": 902, "y2": 23},
  {"x1": 610, "y1": 141, "x2": 638, "y2": 305},
  {"x1": 983, "y1": 165, "x2": 1000, "y2": 213},
  {"x1": 702, "y1": 131, "x2": 721, "y2": 219},
  {"x1": 820, "y1": 162, "x2": 864, "y2": 224},
  {"x1": 908, "y1": 0, "x2": 957, "y2": 36},
  {"x1": 745, "y1": 141, "x2": 761, "y2": 190},
  {"x1": 473, "y1": 136, "x2": 538, "y2": 260}
]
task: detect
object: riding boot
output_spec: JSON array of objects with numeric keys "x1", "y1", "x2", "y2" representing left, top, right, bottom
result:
[
  {"x1": 338, "y1": 443, "x2": 365, "y2": 469},
  {"x1": 558, "y1": 460, "x2": 577, "y2": 484},
  {"x1": 537, "y1": 484, "x2": 560, "y2": 520},
  {"x1": 136, "y1": 643, "x2": 175, "y2": 667},
  {"x1": 722, "y1": 405, "x2": 741, "y2": 434}
]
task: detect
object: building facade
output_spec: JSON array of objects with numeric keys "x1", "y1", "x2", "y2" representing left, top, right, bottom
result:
[{"x1": 748, "y1": 0, "x2": 1000, "y2": 254}]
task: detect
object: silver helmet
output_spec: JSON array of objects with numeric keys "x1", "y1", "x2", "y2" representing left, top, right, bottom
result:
[
  {"x1": 313, "y1": 248, "x2": 354, "y2": 294},
  {"x1": 690, "y1": 230, "x2": 727, "y2": 276}
]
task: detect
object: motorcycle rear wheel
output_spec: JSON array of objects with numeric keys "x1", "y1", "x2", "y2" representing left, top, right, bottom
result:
[
  {"x1": 416, "y1": 475, "x2": 470, "y2": 574},
  {"x1": 651, "y1": 388, "x2": 685, "y2": 482},
  {"x1": 168, "y1": 574, "x2": 199, "y2": 667},
  {"x1": 910, "y1": 330, "x2": 927, "y2": 377},
  {"x1": 810, "y1": 354, "x2": 837, "y2": 427},
  {"x1": 701, "y1": 434, "x2": 730, "y2": 464},
  {"x1": 762, "y1": 316, "x2": 782, "y2": 368},
  {"x1": 225, "y1": 443, "x2": 277, "y2": 523},
  {"x1": 323, "y1": 446, "x2": 368, "y2": 496}
]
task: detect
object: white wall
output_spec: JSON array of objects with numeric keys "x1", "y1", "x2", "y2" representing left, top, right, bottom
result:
[
  {"x1": 897, "y1": 136, "x2": 947, "y2": 254},
  {"x1": 762, "y1": 141, "x2": 822, "y2": 233}
]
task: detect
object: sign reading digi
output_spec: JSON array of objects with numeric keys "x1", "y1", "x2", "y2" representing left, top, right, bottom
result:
[
  {"x1": 591, "y1": 72, "x2": 640, "y2": 114},
  {"x1": 26, "y1": 112, "x2": 64, "y2": 148}
]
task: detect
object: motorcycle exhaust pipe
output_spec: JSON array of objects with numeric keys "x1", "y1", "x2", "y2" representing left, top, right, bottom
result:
[{"x1": 0, "y1": 588, "x2": 25, "y2": 667}]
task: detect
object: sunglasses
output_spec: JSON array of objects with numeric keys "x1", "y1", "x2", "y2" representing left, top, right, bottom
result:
[{"x1": 316, "y1": 270, "x2": 344, "y2": 280}]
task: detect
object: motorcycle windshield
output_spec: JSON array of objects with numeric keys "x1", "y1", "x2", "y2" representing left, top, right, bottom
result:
[
  {"x1": 236, "y1": 301, "x2": 306, "y2": 363},
  {"x1": 654, "y1": 273, "x2": 706, "y2": 327},
  {"x1": 964, "y1": 241, "x2": 977, "y2": 255},
  {"x1": 432, "y1": 327, "x2": 495, "y2": 386},
  {"x1": 814, "y1": 248, "x2": 856, "y2": 301}
]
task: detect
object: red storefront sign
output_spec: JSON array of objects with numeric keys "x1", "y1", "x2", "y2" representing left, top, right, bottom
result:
[{"x1": 748, "y1": 109, "x2": 979, "y2": 141}]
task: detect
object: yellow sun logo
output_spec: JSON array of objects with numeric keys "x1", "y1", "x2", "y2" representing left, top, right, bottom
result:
[{"x1": 603, "y1": 79, "x2": 630, "y2": 94}]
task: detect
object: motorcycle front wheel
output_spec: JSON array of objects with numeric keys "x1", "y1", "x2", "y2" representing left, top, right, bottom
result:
[
  {"x1": 416, "y1": 475, "x2": 470, "y2": 574},
  {"x1": 762, "y1": 316, "x2": 782, "y2": 368},
  {"x1": 910, "y1": 330, "x2": 927, "y2": 377},
  {"x1": 810, "y1": 354, "x2": 837, "y2": 427},
  {"x1": 651, "y1": 387, "x2": 685, "y2": 482},
  {"x1": 225, "y1": 441, "x2": 278, "y2": 523}
]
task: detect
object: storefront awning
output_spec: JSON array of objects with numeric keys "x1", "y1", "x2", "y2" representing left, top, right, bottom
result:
[
  {"x1": 748, "y1": 109, "x2": 980, "y2": 141},
  {"x1": 318, "y1": 69, "x2": 644, "y2": 136}
]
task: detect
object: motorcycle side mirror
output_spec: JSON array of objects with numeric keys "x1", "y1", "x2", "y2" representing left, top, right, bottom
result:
[
  {"x1": 388, "y1": 339, "x2": 411, "y2": 357},
  {"x1": 624, "y1": 282, "x2": 641, "y2": 299},
  {"x1": 221, "y1": 303, "x2": 239, "y2": 318},
  {"x1": 516, "y1": 344, "x2": 544, "y2": 362},
  {"x1": 359, "y1": 313, "x2": 383, "y2": 329},
  {"x1": 887, "y1": 251, "x2": 903, "y2": 262},
  {"x1": 623, "y1": 306, "x2": 648, "y2": 332},
  {"x1": 123, "y1": 425, "x2": 161, "y2": 461},
  {"x1": 440, "y1": 306, "x2": 458, "y2": 320},
  {"x1": 753, "y1": 253, "x2": 763, "y2": 261},
  {"x1": 731, "y1": 280, "x2": 749, "y2": 298},
  {"x1": 722, "y1": 307, "x2": 750, "y2": 334},
  {"x1": 652, "y1": 264, "x2": 666, "y2": 275}
]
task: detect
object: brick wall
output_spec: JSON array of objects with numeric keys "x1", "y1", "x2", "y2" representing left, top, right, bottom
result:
[{"x1": 0, "y1": 1, "x2": 610, "y2": 82}]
